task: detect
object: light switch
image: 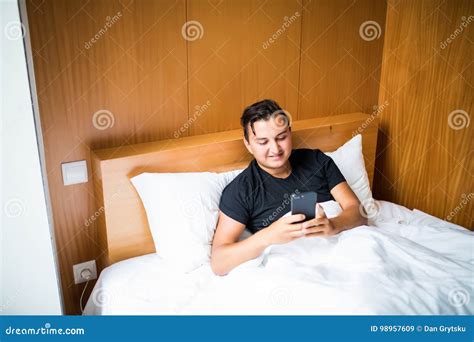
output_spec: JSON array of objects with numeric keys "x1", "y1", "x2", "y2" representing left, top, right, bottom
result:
[{"x1": 61, "y1": 160, "x2": 88, "y2": 186}]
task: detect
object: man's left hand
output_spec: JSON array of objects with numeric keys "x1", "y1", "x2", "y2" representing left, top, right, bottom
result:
[{"x1": 301, "y1": 204, "x2": 339, "y2": 237}]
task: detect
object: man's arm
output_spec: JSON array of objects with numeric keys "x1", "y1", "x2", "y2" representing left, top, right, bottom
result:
[
  {"x1": 211, "y1": 210, "x2": 306, "y2": 275},
  {"x1": 210, "y1": 211, "x2": 267, "y2": 276},
  {"x1": 328, "y1": 181, "x2": 368, "y2": 232},
  {"x1": 302, "y1": 182, "x2": 367, "y2": 237}
]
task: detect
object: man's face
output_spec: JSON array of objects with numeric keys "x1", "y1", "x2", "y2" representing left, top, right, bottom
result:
[{"x1": 244, "y1": 117, "x2": 292, "y2": 170}]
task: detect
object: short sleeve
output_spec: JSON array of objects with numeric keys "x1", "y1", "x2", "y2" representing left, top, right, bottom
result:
[
  {"x1": 219, "y1": 178, "x2": 251, "y2": 225},
  {"x1": 315, "y1": 150, "x2": 346, "y2": 190}
]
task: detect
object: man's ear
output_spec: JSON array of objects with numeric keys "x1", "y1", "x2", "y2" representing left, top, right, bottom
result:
[{"x1": 243, "y1": 137, "x2": 253, "y2": 155}]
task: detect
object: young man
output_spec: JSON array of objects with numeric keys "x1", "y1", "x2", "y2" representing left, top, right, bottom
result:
[{"x1": 211, "y1": 99, "x2": 367, "y2": 275}]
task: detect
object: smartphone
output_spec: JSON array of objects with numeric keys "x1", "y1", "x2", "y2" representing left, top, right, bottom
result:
[{"x1": 291, "y1": 192, "x2": 317, "y2": 221}]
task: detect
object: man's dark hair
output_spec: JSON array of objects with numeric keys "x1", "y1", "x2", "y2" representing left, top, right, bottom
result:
[{"x1": 240, "y1": 99, "x2": 291, "y2": 142}]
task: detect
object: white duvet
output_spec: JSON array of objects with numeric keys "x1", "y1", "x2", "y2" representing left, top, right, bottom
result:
[{"x1": 84, "y1": 201, "x2": 473, "y2": 315}]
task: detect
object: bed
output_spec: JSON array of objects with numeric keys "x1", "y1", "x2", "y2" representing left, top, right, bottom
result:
[{"x1": 85, "y1": 113, "x2": 473, "y2": 315}]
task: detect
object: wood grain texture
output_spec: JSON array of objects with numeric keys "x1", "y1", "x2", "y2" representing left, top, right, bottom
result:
[
  {"x1": 298, "y1": 0, "x2": 387, "y2": 119},
  {"x1": 186, "y1": 0, "x2": 302, "y2": 134},
  {"x1": 25, "y1": 0, "x2": 188, "y2": 314},
  {"x1": 374, "y1": 0, "x2": 473, "y2": 229},
  {"x1": 92, "y1": 113, "x2": 378, "y2": 266},
  {"x1": 23, "y1": 0, "x2": 390, "y2": 315}
]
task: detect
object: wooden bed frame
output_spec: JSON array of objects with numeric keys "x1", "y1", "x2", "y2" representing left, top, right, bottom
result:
[{"x1": 91, "y1": 112, "x2": 378, "y2": 269}]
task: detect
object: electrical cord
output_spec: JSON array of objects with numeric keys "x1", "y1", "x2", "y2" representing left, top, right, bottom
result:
[
  {"x1": 79, "y1": 280, "x2": 90, "y2": 314},
  {"x1": 79, "y1": 269, "x2": 92, "y2": 314}
]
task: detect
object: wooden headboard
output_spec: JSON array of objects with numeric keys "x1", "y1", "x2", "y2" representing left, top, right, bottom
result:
[{"x1": 91, "y1": 113, "x2": 378, "y2": 268}]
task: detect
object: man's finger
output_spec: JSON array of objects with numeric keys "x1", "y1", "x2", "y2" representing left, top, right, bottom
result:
[
  {"x1": 304, "y1": 231, "x2": 325, "y2": 238},
  {"x1": 316, "y1": 204, "x2": 327, "y2": 219},
  {"x1": 286, "y1": 222, "x2": 304, "y2": 231},
  {"x1": 290, "y1": 230, "x2": 305, "y2": 238},
  {"x1": 286, "y1": 213, "x2": 305, "y2": 223},
  {"x1": 302, "y1": 217, "x2": 328, "y2": 229},
  {"x1": 301, "y1": 219, "x2": 316, "y2": 229},
  {"x1": 302, "y1": 226, "x2": 325, "y2": 235}
]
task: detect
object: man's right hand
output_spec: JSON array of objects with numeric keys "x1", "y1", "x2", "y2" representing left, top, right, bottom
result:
[{"x1": 258, "y1": 214, "x2": 306, "y2": 246}]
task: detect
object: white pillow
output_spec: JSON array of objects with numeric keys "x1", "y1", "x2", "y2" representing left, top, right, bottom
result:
[
  {"x1": 325, "y1": 134, "x2": 374, "y2": 213},
  {"x1": 130, "y1": 170, "x2": 242, "y2": 272}
]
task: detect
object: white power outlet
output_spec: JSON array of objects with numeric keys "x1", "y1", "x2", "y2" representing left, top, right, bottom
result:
[{"x1": 72, "y1": 260, "x2": 97, "y2": 284}]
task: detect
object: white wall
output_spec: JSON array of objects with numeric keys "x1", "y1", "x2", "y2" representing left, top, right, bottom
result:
[{"x1": 1, "y1": 0, "x2": 63, "y2": 314}]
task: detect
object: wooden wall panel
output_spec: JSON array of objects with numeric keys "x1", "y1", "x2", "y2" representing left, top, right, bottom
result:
[
  {"x1": 28, "y1": 0, "x2": 463, "y2": 315},
  {"x1": 298, "y1": 0, "x2": 387, "y2": 119},
  {"x1": 374, "y1": 0, "x2": 473, "y2": 228},
  {"x1": 26, "y1": 0, "x2": 188, "y2": 314},
  {"x1": 186, "y1": 0, "x2": 302, "y2": 134}
]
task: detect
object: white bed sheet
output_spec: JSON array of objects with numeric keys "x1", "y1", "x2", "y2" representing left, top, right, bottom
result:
[{"x1": 83, "y1": 200, "x2": 473, "y2": 315}]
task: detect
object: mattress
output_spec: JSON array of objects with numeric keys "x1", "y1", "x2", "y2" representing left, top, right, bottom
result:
[{"x1": 83, "y1": 200, "x2": 473, "y2": 315}]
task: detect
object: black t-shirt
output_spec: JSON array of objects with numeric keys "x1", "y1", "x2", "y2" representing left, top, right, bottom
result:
[{"x1": 218, "y1": 149, "x2": 346, "y2": 234}]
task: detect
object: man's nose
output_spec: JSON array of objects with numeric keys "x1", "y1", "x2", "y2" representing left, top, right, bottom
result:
[{"x1": 269, "y1": 139, "x2": 280, "y2": 154}]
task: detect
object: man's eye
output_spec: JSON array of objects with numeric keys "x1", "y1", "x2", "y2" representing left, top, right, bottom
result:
[
  {"x1": 258, "y1": 142, "x2": 267, "y2": 145},
  {"x1": 277, "y1": 136, "x2": 287, "y2": 140}
]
